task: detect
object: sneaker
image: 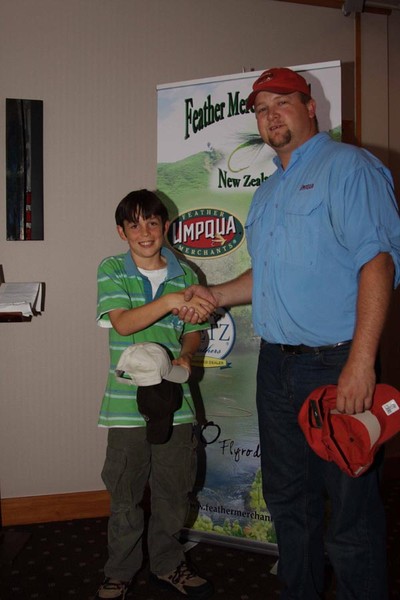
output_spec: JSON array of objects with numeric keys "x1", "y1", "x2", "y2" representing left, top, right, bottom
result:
[
  {"x1": 95, "y1": 577, "x2": 130, "y2": 599},
  {"x1": 150, "y1": 560, "x2": 213, "y2": 598}
]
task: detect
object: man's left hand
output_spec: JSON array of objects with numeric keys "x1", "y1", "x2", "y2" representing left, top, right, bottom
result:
[{"x1": 336, "y1": 358, "x2": 376, "y2": 414}]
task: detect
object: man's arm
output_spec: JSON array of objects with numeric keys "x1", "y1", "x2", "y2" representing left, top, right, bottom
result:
[
  {"x1": 336, "y1": 252, "x2": 394, "y2": 414},
  {"x1": 176, "y1": 269, "x2": 253, "y2": 323},
  {"x1": 109, "y1": 292, "x2": 214, "y2": 336},
  {"x1": 209, "y1": 268, "x2": 253, "y2": 307}
]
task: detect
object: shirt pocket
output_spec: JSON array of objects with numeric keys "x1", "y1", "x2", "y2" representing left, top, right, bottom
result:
[
  {"x1": 279, "y1": 194, "x2": 324, "y2": 269},
  {"x1": 245, "y1": 200, "x2": 268, "y2": 254}
]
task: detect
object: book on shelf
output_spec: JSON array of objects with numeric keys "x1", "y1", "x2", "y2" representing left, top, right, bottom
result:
[{"x1": 0, "y1": 282, "x2": 44, "y2": 317}]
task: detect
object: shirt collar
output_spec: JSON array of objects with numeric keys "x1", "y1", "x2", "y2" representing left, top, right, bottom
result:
[
  {"x1": 124, "y1": 246, "x2": 184, "y2": 279},
  {"x1": 273, "y1": 132, "x2": 330, "y2": 172}
]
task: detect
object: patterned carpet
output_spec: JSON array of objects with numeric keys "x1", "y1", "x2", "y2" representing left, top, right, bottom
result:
[{"x1": 1, "y1": 459, "x2": 399, "y2": 599}]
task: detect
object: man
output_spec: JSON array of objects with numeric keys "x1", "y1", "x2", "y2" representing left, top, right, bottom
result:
[{"x1": 177, "y1": 68, "x2": 400, "y2": 599}]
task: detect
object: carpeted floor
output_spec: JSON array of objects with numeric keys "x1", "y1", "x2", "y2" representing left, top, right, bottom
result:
[{"x1": 1, "y1": 459, "x2": 399, "y2": 599}]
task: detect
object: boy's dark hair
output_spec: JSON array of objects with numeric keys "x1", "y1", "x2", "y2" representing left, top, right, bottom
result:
[{"x1": 115, "y1": 189, "x2": 169, "y2": 228}]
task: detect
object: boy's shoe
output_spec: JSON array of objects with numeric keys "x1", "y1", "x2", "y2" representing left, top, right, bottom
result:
[
  {"x1": 150, "y1": 560, "x2": 213, "y2": 598},
  {"x1": 95, "y1": 577, "x2": 130, "y2": 599}
]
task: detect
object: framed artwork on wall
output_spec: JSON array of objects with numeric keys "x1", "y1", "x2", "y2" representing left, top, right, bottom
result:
[{"x1": 6, "y1": 98, "x2": 44, "y2": 241}]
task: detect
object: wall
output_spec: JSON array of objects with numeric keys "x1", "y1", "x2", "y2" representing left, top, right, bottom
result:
[{"x1": 0, "y1": 0, "x2": 398, "y2": 499}]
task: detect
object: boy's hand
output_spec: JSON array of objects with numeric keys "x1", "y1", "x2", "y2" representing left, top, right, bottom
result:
[{"x1": 172, "y1": 352, "x2": 193, "y2": 375}]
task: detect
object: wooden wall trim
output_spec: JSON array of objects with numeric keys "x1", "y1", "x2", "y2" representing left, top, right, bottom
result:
[
  {"x1": 2, "y1": 459, "x2": 398, "y2": 526},
  {"x1": 274, "y1": 0, "x2": 391, "y2": 14},
  {"x1": 1, "y1": 490, "x2": 110, "y2": 526},
  {"x1": 355, "y1": 12, "x2": 362, "y2": 145}
]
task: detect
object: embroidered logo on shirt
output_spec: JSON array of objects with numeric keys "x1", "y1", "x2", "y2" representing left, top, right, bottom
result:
[{"x1": 299, "y1": 183, "x2": 314, "y2": 191}]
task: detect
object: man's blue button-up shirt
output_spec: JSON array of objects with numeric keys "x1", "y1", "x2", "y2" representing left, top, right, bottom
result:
[{"x1": 245, "y1": 132, "x2": 400, "y2": 346}]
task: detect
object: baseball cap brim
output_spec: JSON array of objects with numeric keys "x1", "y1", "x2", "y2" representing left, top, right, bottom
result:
[
  {"x1": 246, "y1": 84, "x2": 304, "y2": 110},
  {"x1": 163, "y1": 365, "x2": 190, "y2": 384}
]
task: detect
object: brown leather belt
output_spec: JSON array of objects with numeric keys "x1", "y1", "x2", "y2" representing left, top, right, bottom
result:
[{"x1": 277, "y1": 340, "x2": 351, "y2": 355}]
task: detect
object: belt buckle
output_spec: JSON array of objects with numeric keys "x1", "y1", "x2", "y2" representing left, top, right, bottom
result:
[{"x1": 280, "y1": 344, "x2": 301, "y2": 354}]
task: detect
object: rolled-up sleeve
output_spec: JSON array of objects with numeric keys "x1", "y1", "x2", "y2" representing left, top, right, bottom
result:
[{"x1": 339, "y1": 164, "x2": 400, "y2": 287}]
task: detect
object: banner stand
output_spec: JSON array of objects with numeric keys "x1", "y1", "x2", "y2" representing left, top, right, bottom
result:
[{"x1": 157, "y1": 60, "x2": 342, "y2": 554}]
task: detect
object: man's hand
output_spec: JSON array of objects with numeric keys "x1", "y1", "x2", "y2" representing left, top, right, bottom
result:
[
  {"x1": 336, "y1": 357, "x2": 376, "y2": 414},
  {"x1": 173, "y1": 270, "x2": 253, "y2": 323},
  {"x1": 173, "y1": 285, "x2": 218, "y2": 324}
]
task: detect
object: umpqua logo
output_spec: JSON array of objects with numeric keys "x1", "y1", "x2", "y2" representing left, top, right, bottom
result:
[{"x1": 167, "y1": 208, "x2": 244, "y2": 259}]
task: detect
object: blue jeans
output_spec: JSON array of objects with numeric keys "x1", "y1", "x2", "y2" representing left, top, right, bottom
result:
[
  {"x1": 256, "y1": 341, "x2": 388, "y2": 600},
  {"x1": 101, "y1": 424, "x2": 197, "y2": 581}
]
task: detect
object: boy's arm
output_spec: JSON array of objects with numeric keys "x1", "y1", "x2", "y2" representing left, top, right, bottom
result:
[
  {"x1": 108, "y1": 292, "x2": 214, "y2": 336},
  {"x1": 174, "y1": 330, "x2": 202, "y2": 373}
]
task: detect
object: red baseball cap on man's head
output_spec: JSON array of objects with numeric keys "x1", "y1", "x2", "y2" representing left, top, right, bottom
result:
[
  {"x1": 298, "y1": 384, "x2": 400, "y2": 477},
  {"x1": 246, "y1": 67, "x2": 310, "y2": 110}
]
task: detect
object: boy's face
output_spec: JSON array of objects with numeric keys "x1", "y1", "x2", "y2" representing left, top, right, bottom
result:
[{"x1": 117, "y1": 214, "x2": 169, "y2": 269}]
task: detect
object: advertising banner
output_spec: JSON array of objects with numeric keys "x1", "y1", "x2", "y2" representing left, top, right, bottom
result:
[{"x1": 157, "y1": 61, "x2": 341, "y2": 552}]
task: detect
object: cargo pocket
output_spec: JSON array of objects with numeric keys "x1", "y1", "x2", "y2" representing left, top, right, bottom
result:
[{"x1": 101, "y1": 445, "x2": 128, "y2": 497}]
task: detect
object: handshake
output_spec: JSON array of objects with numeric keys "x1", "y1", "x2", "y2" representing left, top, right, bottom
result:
[
  {"x1": 172, "y1": 268, "x2": 251, "y2": 322},
  {"x1": 173, "y1": 284, "x2": 219, "y2": 324}
]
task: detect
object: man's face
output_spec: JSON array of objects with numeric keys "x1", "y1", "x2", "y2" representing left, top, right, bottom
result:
[{"x1": 254, "y1": 91, "x2": 317, "y2": 163}]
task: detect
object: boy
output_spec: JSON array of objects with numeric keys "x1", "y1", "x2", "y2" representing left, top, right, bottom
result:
[{"x1": 96, "y1": 189, "x2": 214, "y2": 600}]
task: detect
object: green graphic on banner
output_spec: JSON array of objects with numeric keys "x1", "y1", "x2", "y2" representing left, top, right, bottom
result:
[{"x1": 157, "y1": 61, "x2": 341, "y2": 551}]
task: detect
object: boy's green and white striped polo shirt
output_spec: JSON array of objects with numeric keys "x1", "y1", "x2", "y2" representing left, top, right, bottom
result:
[{"x1": 97, "y1": 247, "x2": 207, "y2": 428}]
